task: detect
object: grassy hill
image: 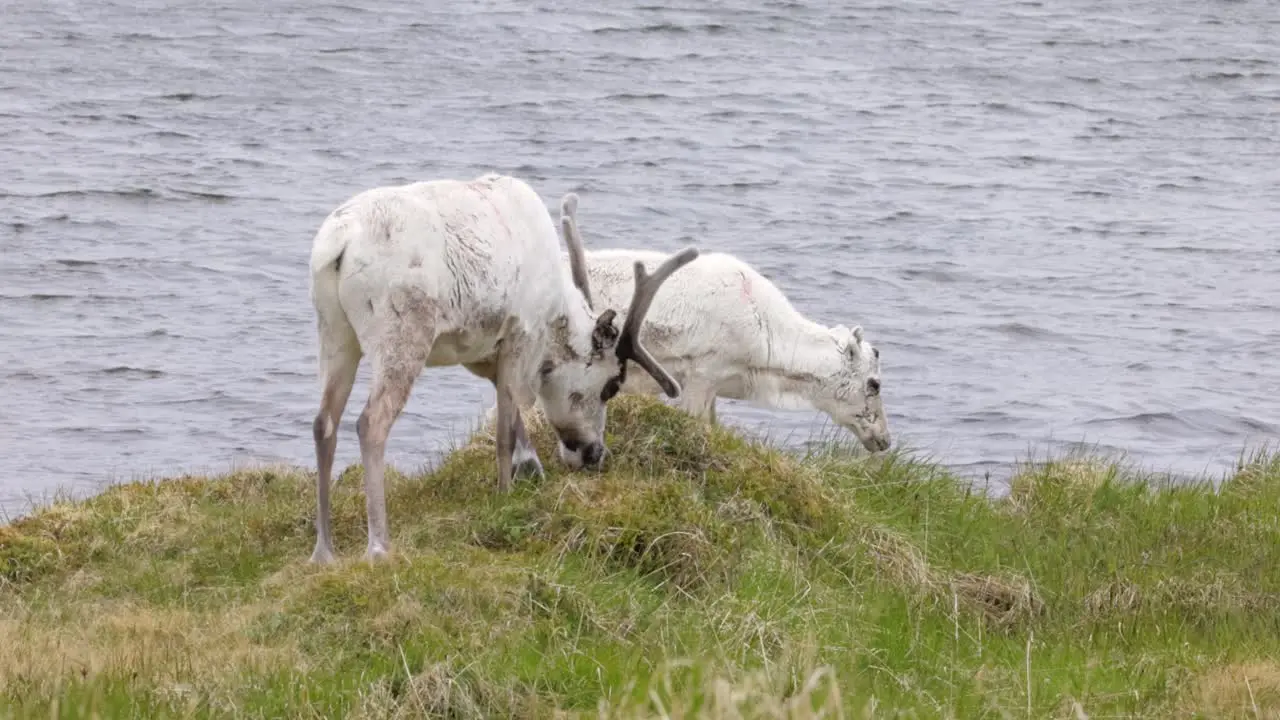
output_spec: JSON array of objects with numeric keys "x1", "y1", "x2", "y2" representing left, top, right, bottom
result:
[{"x1": 3, "y1": 396, "x2": 1279, "y2": 718}]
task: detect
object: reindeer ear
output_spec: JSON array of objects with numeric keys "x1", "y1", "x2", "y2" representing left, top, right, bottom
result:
[
  {"x1": 831, "y1": 325, "x2": 861, "y2": 358},
  {"x1": 592, "y1": 309, "x2": 619, "y2": 353}
]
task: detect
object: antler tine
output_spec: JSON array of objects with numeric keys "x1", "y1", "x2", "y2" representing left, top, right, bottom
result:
[
  {"x1": 620, "y1": 247, "x2": 698, "y2": 340},
  {"x1": 559, "y1": 193, "x2": 592, "y2": 308},
  {"x1": 616, "y1": 246, "x2": 699, "y2": 398}
]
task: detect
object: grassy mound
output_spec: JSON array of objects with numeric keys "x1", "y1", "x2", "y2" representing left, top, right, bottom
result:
[{"x1": 3, "y1": 396, "x2": 1280, "y2": 718}]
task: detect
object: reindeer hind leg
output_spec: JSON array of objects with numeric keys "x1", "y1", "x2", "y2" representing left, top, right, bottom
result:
[
  {"x1": 356, "y1": 288, "x2": 438, "y2": 561},
  {"x1": 311, "y1": 315, "x2": 362, "y2": 565}
]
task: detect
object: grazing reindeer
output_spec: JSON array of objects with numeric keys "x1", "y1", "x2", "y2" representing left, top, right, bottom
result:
[
  {"x1": 555, "y1": 193, "x2": 891, "y2": 452},
  {"x1": 307, "y1": 174, "x2": 698, "y2": 564}
]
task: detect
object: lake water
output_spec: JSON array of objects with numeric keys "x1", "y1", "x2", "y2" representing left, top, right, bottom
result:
[{"x1": 3, "y1": 0, "x2": 1278, "y2": 516}]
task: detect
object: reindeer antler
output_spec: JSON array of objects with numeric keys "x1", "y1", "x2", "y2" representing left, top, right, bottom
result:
[
  {"x1": 559, "y1": 193, "x2": 592, "y2": 308},
  {"x1": 616, "y1": 247, "x2": 699, "y2": 398}
]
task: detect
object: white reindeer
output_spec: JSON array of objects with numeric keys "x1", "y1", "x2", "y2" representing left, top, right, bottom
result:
[
  {"x1": 553, "y1": 193, "x2": 891, "y2": 453},
  {"x1": 307, "y1": 174, "x2": 698, "y2": 564}
]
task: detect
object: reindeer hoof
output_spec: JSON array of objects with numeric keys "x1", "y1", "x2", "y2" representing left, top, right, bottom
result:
[
  {"x1": 515, "y1": 456, "x2": 545, "y2": 480},
  {"x1": 513, "y1": 445, "x2": 544, "y2": 481},
  {"x1": 309, "y1": 545, "x2": 337, "y2": 565},
  {"x1": 364, "y1": 544, "x2": 391, "y2": 563}
]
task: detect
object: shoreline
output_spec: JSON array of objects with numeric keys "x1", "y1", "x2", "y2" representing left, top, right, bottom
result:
[{"x1": 3, "y1": 419, "x2": 1264, "y2": 527}]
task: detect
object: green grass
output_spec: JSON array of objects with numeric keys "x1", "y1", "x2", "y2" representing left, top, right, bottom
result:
[{"x1": 3, "y1": 396, "x2": 1279, "y2": 719}]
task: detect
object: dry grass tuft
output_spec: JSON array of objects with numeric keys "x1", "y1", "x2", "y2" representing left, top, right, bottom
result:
[
  {"x1": 0, "y1": 524, "x2": 60, "y2": 584},
  {"x1": 1083, "y1": 574, "x2": 1279, "y2": 621},
  {"x1": 600, "y1": 662, "x2": 847, "y2": 720},
  {"x1": 1220, "y1": 448, "x2": 1280, "y2": 500},
  {"x1": 1006, "y1": 457, "x2": 1120, "y2": 513},
  {"x1": 1083, "y1": 579, "x2": 1144, "y2": 616},
  {"x1": 543, "y1": 474, "x2": 731, "y2": 594},
  {"x1": 855, "y1": 524, "x2": 1043, "y2": 629},
  {"x1": 856, "y1": 525, "x2": 932, "y2": 591},
  {"x1": 1154, "y1": 574, "x2": 1275, "y2": 616},
  {"x1": 947, "y1": 571, "x2": 1045, "y2": 628},
  {"x1": 0, "y1": 601, "x2": 295, "y2": 698},
  {"x1": 350, "y1": 662, "x2": 509, "y2": 720},
  {"x1": 1186, "y1": 662, "x2": 1280, "y2": 719},
  {"x1": 524, "y1": 574, "x2": 637, "y2": 643}
]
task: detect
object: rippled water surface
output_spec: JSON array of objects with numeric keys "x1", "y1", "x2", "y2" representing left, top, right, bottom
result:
[{"x1": 3, "y1": 0, "x2": 1279, "y2": 513}]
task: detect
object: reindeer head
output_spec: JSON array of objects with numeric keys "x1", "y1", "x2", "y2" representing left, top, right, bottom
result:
[
  {"x1": 535, "y1": 193, "x2": 697, "y2": 470},
  {"x1": 816, "y1": 324, "x2": 891, "y2": 453}
]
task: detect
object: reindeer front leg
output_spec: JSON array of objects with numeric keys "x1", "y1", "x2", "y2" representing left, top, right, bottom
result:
[
  {"x1": 495, "y1": 380, "x2": 516, "y2": 493},
  {"x1": 677, "y1": 377, "x2": 720, "y2": 426},
  {"x1": 510, "y1": 408, "x2": 544, "y2": 478},
  {"x1": 466, "y1": 360, "x2": 544, "y2": 486}
]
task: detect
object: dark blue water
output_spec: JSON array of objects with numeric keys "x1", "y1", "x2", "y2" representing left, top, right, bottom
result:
[{"x1": 3, "y1": 0, "x2": 1278, "y2": 514}]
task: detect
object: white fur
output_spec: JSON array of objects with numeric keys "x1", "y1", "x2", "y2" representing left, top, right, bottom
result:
[
  {"x1": 562, "y1": 246, "x2": 892, "y2": 453},
  {"x1": 306, "y1": 175, "x2": 696, "y2": 564},
  {"x1": 311, "y1": 176, "x2": 585, "y2": 379}
]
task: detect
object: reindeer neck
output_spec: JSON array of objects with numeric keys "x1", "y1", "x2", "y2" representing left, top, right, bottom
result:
[
  {"x1": 742, "y1": 318, "x2": 843, "y2": 410},
  {"x1": 543, "y1": 285, "x2": 599, "y2": 360}
]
